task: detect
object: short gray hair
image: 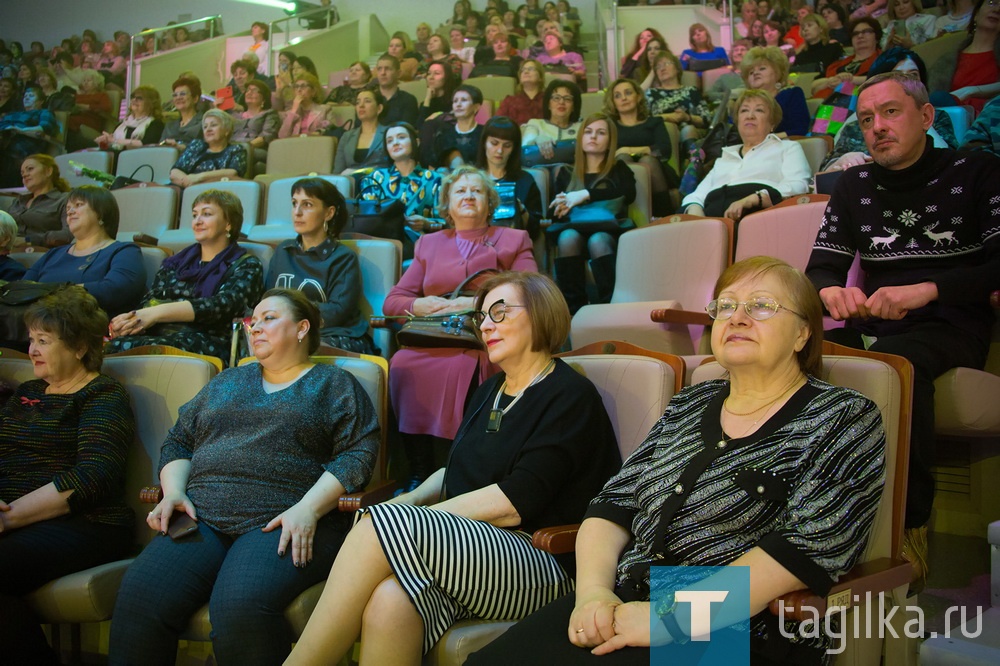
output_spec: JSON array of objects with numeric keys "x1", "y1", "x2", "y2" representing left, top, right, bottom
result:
[
  {"x1": 0, "y1": 211, "x2": 18, "y2": 252},
  {"x1": 858, "y1": 71, "x2": 929, "y2": 107},
  {"x1": 437, "y1": 166, "x2": 501, "y2": 224},
  {"x1": 203, "y1": 108, "x2": 235, "y2": 140}
]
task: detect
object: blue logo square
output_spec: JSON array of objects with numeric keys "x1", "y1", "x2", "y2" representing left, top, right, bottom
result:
[{"x1": 650, "y1": 566, "x2": 750, "y2": 665}]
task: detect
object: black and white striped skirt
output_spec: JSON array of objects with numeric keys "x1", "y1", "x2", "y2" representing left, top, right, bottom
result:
[{"x1": 367, "y1": 502, "x2": 574, "y2": 653}]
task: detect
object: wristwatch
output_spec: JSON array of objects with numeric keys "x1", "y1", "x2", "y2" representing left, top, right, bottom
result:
[{"x1": 655, "y1": 591, "x2": 689, "y2": 644}]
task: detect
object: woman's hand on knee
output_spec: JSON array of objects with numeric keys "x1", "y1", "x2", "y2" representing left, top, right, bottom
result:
[
  {"x1": 148, "y1": 493, "x2": 197, "y2": 534},
  {"x1": 263, "y1": 501, "x2": 318, "y2": 568},
  {"x1": 591, "y1": 602, "x2": 652, "y2": 655},
  {"x1": 568, "y1": 587, "x2": 622, "y2": 648}
]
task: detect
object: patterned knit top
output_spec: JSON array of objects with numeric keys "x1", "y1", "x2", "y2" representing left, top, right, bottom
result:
[
  {"x1": 158, "y1": 363, "x2": 380, "y2": 536},
  {"x1": 807, "y1": 139, "x2": 1000, "y2": 343},
  {"x1": 587, "y1": 377, "x2": 885, "y2": 655},
  {"x1": 0, "y1": 375, "x2": 135, "y2": 529}
]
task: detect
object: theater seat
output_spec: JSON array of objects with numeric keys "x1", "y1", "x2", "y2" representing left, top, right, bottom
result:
[
  {"x1": 116, "y1": 146, "x2": 180, "y2": 185},
  {"x1": 112, "y1": 185, "x2": 179, "y2": 242},
  {"x1": 425, "y1": 349, "x2": 680, "y2": 666},
  {"x1": 55, "y1": 151, "x2": 114, "y2": 188},
  {"x1": 571, "y1": 218, "x2": 731, "y2": 363},
  {"x1": 15, "y1": 355, "x2": 218, "y2": 661}
]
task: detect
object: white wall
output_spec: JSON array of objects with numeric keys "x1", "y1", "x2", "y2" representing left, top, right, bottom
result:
[{"x1": 2, "y1": 0, "x2": 600, "y2": 50}]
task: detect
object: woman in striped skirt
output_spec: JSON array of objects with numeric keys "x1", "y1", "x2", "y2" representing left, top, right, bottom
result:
[{"x1": 286, "y1": 271, "x2": 622, "y2": 665}]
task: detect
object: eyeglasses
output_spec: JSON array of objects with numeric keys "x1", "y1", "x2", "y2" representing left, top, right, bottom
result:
[
  {"x1": 550, "y1": 94, "x2": 573, "y2": 103},
  {"x1": 172, "y1": 91, "x2": 190, "y2": 98},
  {"x1": 706, "y1": 297, "x2": 805, "y2": 321},
  {"x1": 852, "y1": 29, "x2": 876, "y2": 37},
  {"x1": 294, "y1": 82, "x2": 312, "y2": 89},
  {"x1": 130, "y1": 95, "x2": 144, "y2": 101},
  {"x1": 473, "y1": 299, "x2": 526, "y2": 326}
]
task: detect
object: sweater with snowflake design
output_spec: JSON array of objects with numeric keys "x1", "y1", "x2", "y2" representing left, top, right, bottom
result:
[{"x1": 807, "y1": 138, "x2": 1000, "y2": 343}]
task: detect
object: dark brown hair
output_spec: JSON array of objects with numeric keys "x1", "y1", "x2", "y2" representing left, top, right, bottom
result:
[{"x1": 25, "y1": 285, "x2": 109, "y2": 372}]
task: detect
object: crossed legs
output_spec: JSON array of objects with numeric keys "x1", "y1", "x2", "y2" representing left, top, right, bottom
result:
[{"x1": 286, "y1": 518, "x2": 424, "y2": 666}]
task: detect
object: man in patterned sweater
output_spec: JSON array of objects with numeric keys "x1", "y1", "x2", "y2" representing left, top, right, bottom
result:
[{"x1": 806, "y1": 71, "x2": 1000, "y2": 587}]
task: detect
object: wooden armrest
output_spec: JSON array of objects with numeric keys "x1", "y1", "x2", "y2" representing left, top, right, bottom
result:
[
  {"x1": 650, "y1": 308, "x2": 713, "y2": 327},
  {"x1": 140, "y1": 486, "x2": 164, "y2": 504},
  {"x1": 769, "y1": 557, "x2": 913, "y2": 621},
  {"x1": 532, "y1": 524, "x2": 580, "y2": 554},
  {"x1": 338, "y1": 480, "x2": 402, "y2": 512},
  {"x1": 370, "y1": 316, "x2": 390, "y2": 329}
]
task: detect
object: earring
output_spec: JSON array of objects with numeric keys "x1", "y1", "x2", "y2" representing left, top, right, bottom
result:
[{"x1": 298, "y1": 335, "x2": 304, "y2": 343}]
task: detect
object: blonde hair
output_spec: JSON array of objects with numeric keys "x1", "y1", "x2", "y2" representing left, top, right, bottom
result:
[
  {"x1": 740, "y1": 46, "x2": 790, "y2": 87},
  {"x1": 734, "y1": 88, "x2": 783, "y2": 130}
]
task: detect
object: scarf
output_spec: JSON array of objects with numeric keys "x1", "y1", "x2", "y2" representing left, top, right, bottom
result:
[
  {"x1": 162, "y1": 242, "x2": 247, "y2": 298},
  {"x1": 113, "y1": 114, "x2": 155, "y2": 142}
]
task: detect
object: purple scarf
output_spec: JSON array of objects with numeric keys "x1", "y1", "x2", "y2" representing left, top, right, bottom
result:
[{"x1": 162, "y1": 242, "x2": 247, "y2": 298}]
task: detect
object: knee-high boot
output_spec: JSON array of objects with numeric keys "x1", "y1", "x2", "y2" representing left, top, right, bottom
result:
[
  {"x1": 589, "y1": 254, "x2": 617, "y2": 304},
  {"x1": 400, "y1": 433, "x2": 435, "y2": 493},
  {"x1": 554, "y1": 255, "x2": 588, "y2": 314}
]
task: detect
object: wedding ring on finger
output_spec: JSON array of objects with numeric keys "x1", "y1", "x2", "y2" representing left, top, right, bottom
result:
[{"x1": 576, "y1": 628, "x2": 585, "y2": 633}]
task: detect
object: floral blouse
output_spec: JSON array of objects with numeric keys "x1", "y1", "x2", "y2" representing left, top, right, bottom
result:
[
  {"x1": 645, "y1": 86, "x2": 710, "y2": 127},
  {"x1": 105, "y1": 254, "x2": 263, "y2": 363},
  {"x1": 360, "y1": 165, "x2": 443, "y2": 221},
  {"x1": 172, "y1": 140, "x2": 247, "y2": 176}
]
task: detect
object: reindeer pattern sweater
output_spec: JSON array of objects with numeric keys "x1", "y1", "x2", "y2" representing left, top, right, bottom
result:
[{"x1": 807, "y1": 139, "x2": 1000, "y2": 344}]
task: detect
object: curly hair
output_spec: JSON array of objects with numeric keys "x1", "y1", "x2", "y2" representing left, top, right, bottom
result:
[{"x1": 25, "y1": 285, "x2": 109, "y2": 372}]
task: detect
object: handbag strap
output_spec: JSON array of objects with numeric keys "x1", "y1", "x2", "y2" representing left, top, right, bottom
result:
[
  {"x1": 447, "y1": 266, "x2": 500, "y2": 299},
  {"x1": 129, "y1": 164, "x2": 155, "y2": 182}
]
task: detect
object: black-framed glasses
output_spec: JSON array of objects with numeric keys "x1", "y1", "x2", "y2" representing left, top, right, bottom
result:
[
  {"x1": 472, "y1": 299, "x2": 526, "y2": 326},
  {"x1": 706, "y1": 297, "x2": 805, "y2": 321},
  {"x1": 852, "y1": 28, "x2": 876, "y2": 37}
]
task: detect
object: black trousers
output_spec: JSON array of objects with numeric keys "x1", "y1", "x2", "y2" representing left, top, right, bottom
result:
[{"x1": 825, "y1": 321, "x2": 989, "y2": 528}]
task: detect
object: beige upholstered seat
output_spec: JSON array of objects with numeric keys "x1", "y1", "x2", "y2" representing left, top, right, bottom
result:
[
  {"x1": 734, "y1": 194, "x2": 830, "y2": 267},
  {"x1": 463, "y1": 76, "x2": 516, "y2": 103},
  {"x1": 112, "y1": 185, "x2": 179, "y2": 242},
  {"x1": 116, "y1": 146, "x2": 181, "y2": 185},
  {"x1": 264, "y1": 136, "x2": 337, "y2": 178},
  {"x1": 247, "y1": 175, "x2": 354, "y2": 243},
  {"x1": 425, "y1": 352, "x2": 679, "y2": 666},
  {"x1": 933, "y1": 312, "x2": 1000, "y2": 437},
  {"x1": 138, "y1": 245, "x2": 171, "y2": 290},
  {"x1": 55, "y1": 151, "x2": 114, "y2": 188},
  {"x1": 624, "y1": 161, "x2": 652, "y2": 228},
  {"x1": 179, "y1": 355, "x2": 389, "y2": 643},
  {"x1": 11, "y1": 356, "x2": 218, "y2": 658},
  {"x1": 571, "y1": 218, "x2": 731, "y2": 357},
  {"x1": 692, "y1": 343, "x2": 916, "y2": 665}
]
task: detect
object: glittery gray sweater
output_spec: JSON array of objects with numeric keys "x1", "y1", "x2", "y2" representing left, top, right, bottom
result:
[{"x1": 158, "y1": 363, "x2": 380, "y2": 536}]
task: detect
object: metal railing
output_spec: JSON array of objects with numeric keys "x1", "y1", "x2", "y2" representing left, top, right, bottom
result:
[
  {"x1": 125, "y1": 15, "x2": 222, "y2": 101},
  {"x1": 267, "y1": 5, "x2": 340, "y2": 71}
]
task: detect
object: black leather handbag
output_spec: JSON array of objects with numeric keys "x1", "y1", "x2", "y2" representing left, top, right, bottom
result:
[{"x1": 343, "y1": 184, "x2": 408, "y2": 245}]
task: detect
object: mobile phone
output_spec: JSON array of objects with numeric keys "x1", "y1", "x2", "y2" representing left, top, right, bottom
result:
[{"x1": 167, "y1": 512, "x2": 198, "y2": 540}]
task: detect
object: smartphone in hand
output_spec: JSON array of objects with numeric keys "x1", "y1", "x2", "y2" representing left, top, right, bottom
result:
[{"x1": 167, "y1": 512, "x2": 198, "y2": 540}]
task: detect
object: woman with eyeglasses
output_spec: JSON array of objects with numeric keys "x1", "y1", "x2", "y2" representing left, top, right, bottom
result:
[
  {"x1": 497, "y1": 59, "x2": 545, "y2": 126},
  {"x1": 160, "y1": 77, "x2": 204, "y2": 151},
  {"x1": 278, "y1": 71, "x2": 333, "y2": 138},
  {"x1": 681, "y1": 89, "x2": 810, "y2": 221},
  {"x1": 521, "y1": 79, "x2": 582, "y2": 161},
  {"x1": 468, "y1": 256, "x2": 886, "y2": 665},
  {"x1": 287, "y1": 270, "x2": 620, "y2": 666},
  {"x1": 95, "y1": 85, "x2": 164, "y2": 151},
  {"x1": 811, "y1": 17, "x2": 883, "y2": 98}
]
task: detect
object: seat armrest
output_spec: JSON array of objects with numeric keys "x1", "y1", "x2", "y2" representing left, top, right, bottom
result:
[
  {"x1": 140, "y1": 486, "x2": 163, "y2": 504},
  {"x1": 338, "y1": 480, "x2": 401, "y2": 512},
  {"x1": 532, "y1": 524, "x2": 580, "y2": 554},
  {"x1": 768, "y1": 557, "x2": 912, "y2": 621},
  {"x1": 650, "y1": 308, "x2": 713, "y2": 327}
]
